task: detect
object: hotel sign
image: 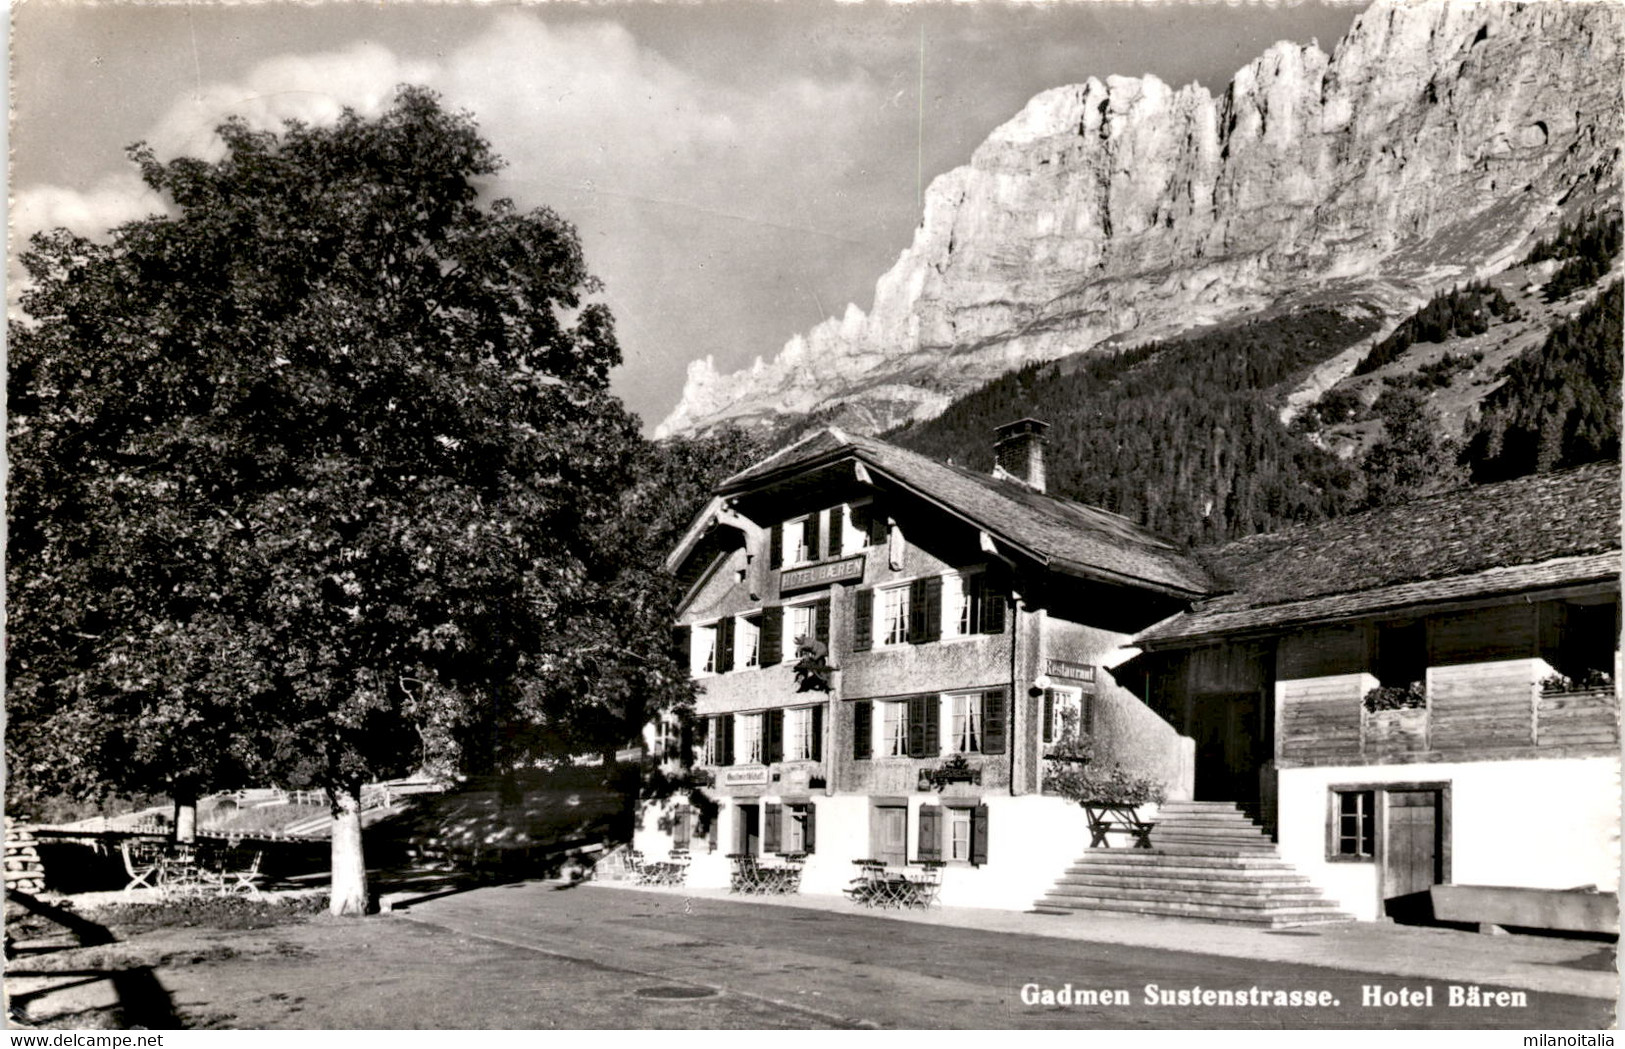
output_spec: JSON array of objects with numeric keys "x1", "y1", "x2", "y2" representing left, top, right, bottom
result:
[
  {"x1": 779, "y1": 553, "x2": 866, "y2": 594},
  {"x1": 721, "y1": 768, "x2": 769, "y2": 787},
  {"x1": 1045, "y1": 659, "x2": 1096, "y2": 684}
]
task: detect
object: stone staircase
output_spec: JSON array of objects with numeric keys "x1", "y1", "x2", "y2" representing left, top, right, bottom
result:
[{"x1": 1034, "y1": 800, "x2": 1353, "y2": 927}]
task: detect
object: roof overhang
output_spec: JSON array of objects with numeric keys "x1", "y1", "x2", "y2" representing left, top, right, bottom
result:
[{"x1": 1135, "y1": 551, "x2": 1622, "y2": 650}]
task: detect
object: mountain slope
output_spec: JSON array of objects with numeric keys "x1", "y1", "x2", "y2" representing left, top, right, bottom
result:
[{"x1": 658, "y1": 0, "x2": 1623, "y2": 438}]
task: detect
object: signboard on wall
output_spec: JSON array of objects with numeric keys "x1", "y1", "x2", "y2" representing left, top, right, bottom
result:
[
  {"x1": 1046, "y1": 658, "x2": 1097, "y2": 684},
  {"x1": 779, "y1": 553, "x2": 866, "y2": 594},
  {"x1": 722, "y1": 768, "x2": 769, "y2": 787}
]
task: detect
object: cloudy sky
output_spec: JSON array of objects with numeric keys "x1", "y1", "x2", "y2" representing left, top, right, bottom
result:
[{"x1": 12, "y1": 0, "x2": 1361, "y2": 432}]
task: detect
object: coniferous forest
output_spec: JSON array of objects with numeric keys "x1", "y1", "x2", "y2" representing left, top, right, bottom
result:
[
  {"x1": 1464, "y1": 279, "x2": 1623, "y2": 483},
  {"x1": 888, "y1": 308, "x2": 1381, "y2": 548}
]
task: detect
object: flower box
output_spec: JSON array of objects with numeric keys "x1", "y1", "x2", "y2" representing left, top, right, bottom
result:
[{"x1": 1363, "y1": 705, "x2": 1429, "y2": 757}]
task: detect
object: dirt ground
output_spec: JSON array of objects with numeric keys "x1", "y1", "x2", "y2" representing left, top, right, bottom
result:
[{"x1": 6, "y1": 898, "x2": 838, "y2": 1029}]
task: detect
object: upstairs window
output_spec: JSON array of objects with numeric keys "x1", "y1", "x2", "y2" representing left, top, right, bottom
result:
[
  {"x1": 787, "y1": 706, "x2": 815, "y2": 761},
  {"x1": 787, "y1": 602, "x2": 818, "y2": 660},
  {"x1": 879, "y1": 584, "x2": 910, "y2": 646},
  {"x1": 880, "y1": 700, "x2": 908, "y2": 757},
  {"x1": 944, "y1": 569, "x2": 998, "y2": 637},
  {"x1": 948, "y1": 692, "x2": 983, "y2": 753},
  {"x1": 691, "y1": 624, "x2": 718, "y2": 676},
  {"x1": 739, "y1": 615, "x2": 762, "y2": 669},
  {"x1": 736, "y1": 712, "x2": 764, "y2": 765}
]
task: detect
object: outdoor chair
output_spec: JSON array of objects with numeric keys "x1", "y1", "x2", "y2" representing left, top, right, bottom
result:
[{"x1": 120, "y1": 840, "x2": 165, "y2": 897}]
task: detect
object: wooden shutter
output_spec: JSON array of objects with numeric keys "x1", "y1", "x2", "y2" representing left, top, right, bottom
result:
[
  {"x1": 672, "y1": 624, "x2": 691, "y2": 666},
  {"x1": 804, "y1": 803, "x2": 817, "y2": 855},
  {"x1": 715, "y1": 616, "x2": 735, "y2": 673},
  {"x1": 766, "y1": 710, "x2": 784, "y2": 764},
  {"x1": 673, "y1": 805, "x2": 691, "y2": 850},
  {"x1": 918, "y1": 806, "x2": 941, "y2": 861},
  {"x1": 971, "y1": 805, "x2": 990, "y2": 866},
  {"x1": 827, "y1": 506, "x2": 845, "y2": 558},
  {"x1": 867, "y1": 505, "x2": 888, "y2": 545},
  {"x1": 907, "y1": 576, "x2": 942, "y2": 644},
  {"x1": 980, "y1": 574, "x2": 1006, "y2": 634},
  {"x1": 764, "y1": 803, "x2": 782, "y2": 853},
  {"x1": 1042, "y1": 690, "x2": 1056, "y2": 744},
  {"x1": 1083, "y1": 694, "x2": 1096, "y2": 736},
  {"x1": 811, "y1": 705, "x2": 824, "y2": 761},
  {"x1": 680, "y1": 718, "x2": 695, "y2": 765},
  {"x1": 853, "y1": 701, "x2": 872, "y2": 760},
  {"x1": 909, "y1": 695, "x2": 940, "y2": 759},
  {"x1": 981, "y1": 689, "x2": 1007, "y2": 755},
  {"x1": 718, "y1": 715, "x2": 734, "y2": 767},
  {"x1": 804, "y1": 513, "x2": 820, "y2": 562},
  {"x1": 851, "y1": 588, "x2": 874, "y2": 652},
  {"x1": 769, "y1": 522, "x2": 784, "y2": 569},
  {"x1": 760, "y1": 605, "x2": 784, "y2": 667},
  {"x1": 815, "y1": 597, "x2": 831, "y2": 646}
]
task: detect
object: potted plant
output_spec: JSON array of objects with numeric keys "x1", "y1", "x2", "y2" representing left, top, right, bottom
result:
[
  {"x1": 792, "y1": 635, "x2": 836, "y2": 693},
  {"x1": 918, "y1": 753, "x2": 982, "y2": 792},
  {"x1": 1041, "y1": 708, "x2": 1165, "y2": 845},
  {"x1": 1362, "y1": 681, "x2": 1428, "y2": 755},
  {"x1": 1540, "y1": 668, "x2": 1616, "y2": 696}
]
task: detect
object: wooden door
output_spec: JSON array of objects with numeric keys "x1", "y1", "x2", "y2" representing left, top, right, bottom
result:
[
  {"x1": 737, "y1": 803, "x2": 760, "y2": 856},
  {"x1": 1382, "y1": 789, "x2": 1442, "y2": 920},
  {"x1": 874, "y1": 806, "x2": 907, "y2": 867},
  {"x1": 1192, "y1": 692, "x2": 1266, "y2": 802}
]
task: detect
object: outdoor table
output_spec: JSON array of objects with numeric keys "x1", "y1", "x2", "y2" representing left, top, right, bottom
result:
[
  {"x1": 727, "y1": 853, "x2": 803, "y2": 895},
  {"x1": 845, "y1": 860, "x2": 941, "y2": 909}
]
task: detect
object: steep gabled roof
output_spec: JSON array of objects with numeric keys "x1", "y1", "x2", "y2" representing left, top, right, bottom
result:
[
  {"x1": 717, "y1": 427, "x2": 1216, "y2": 597},
  {"x1": 1138, "y1": 461, "x2": 1622, "y2": 646}
]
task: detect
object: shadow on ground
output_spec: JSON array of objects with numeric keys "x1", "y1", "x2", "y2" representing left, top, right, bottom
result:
[{"x1": 5, "y1": 891, "x2": 180, "y2": 1029}]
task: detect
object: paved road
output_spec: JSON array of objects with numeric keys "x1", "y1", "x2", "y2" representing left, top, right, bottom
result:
[{"x1": 402, "y1": 882, "x2": 1617, "y2": 1029}]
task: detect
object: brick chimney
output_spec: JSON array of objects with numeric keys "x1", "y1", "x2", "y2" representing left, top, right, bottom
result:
[{"x1": 992, "y1": 418, "x2": 1049, "y2": 493}]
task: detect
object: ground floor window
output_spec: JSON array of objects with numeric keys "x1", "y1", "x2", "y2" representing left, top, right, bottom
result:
[
  {"x1": 1330, "y1": 789, "x2": 1376, "y2": 859},
  {"x1": 770, "y1": 805, "x2": 819, "y2": 857},
  {"x1": 915, "y1": 803, "x2": 989, "y2": 866}
]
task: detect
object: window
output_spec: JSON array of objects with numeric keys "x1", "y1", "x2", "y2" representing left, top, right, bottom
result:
[
  {"x1": 918, "y1": 803, "x2": 989, "y2": 865},
  {"x1": 651, "y1": 714, "x2": 681, "y2": 763},
  {"x1": 737, "y1": 713, "x2": 763, "y2": 765},
  {"x1": 1334, "y1": 790, "x2": 1376, "y2": 859},
  {"x1": 787, "y1": 707, "x2": 814, "y2": 761},
  {"x1": 782, "y1": 803, "x2": 816, "y2": 853},
  {"x1": 691, "y1": 624, "x2": 717, "y2": 675},
  {"x1": 880, "y1": 584, "x2": 910, "y2": 646},
  {"x1": 705, "y1": 715, "x2": 734, "y2": 767},
  {"x1": 948, "y1": 693, "x2": 982, "y2": 753},
  {"x1": 787, "y1": 602, "x2": 817, "y2": 660},
  {"x1": 944, "y1": 570, "x2": 989, "y2": 637},
  {"x1": 947, "y1": 807, "x2": 973, "y2": 862},
  {"x1": 880, "y1": 701, "x2": 908, "y2": 757},
  {"x1": 739, "y1": 615, "x2": 761, "y2": 668},
  {"x1": 1042, "y1": 687, "x2": 1086, "y2": 744}
]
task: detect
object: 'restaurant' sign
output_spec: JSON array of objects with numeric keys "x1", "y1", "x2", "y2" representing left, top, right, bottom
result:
[
  {"x1": 721, "y1": 768, "x2": 769, "y2": 787},
  {"x1": 779, "y1": 553, "x2": 865, "y2": 594},
  {"x1": 1045, "y1": 658, "x2": 1096, "y2": 684}
]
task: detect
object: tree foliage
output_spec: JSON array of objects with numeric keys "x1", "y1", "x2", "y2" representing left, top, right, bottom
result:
[
  {"x1": 1463, "y1": 280, "x2": 1622, "y2": 483},
  {"x1": 1360, "y1": 387, "x2": 1463, "y2": 508},
  {"x1": 890, "y1": 308, "x2": 1379, "y2": 547},
  {"x1": 8, "y1": 88, "x2": 688, "y2": 909},
  {"x1": 1522, "y1": 208, "x2": 1623, "y2": 302},
  {"x1": 1353, "y1": 281, "x2": 1516, "y2": 376}
]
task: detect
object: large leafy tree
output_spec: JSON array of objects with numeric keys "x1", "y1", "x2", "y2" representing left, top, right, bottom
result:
[{"x1": 8, "y1": 88, "x2": 686, "y2": 914}]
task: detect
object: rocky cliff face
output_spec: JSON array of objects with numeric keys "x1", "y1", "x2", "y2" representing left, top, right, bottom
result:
[{"x1": 657, "y1": 0, "x2": 1623, "y2": 438}]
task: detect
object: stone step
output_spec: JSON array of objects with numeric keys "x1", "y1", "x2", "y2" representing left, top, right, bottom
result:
[
  {"x1": 1035, "y1": 895, "x2": 1353, "y2": 927},
  {"x1": 1057, "y1": 871, "x2": 1313, "y2": 890},
  {"x1": 1067, "y1": 850, "x2": 1294, "y2": 868},
  {"x1": 1154, "y1": 812, "x2": 1263, "y2": 826},
  {"x1": 1045, "y1": 885, "x2": 1338, "y2": 908}
]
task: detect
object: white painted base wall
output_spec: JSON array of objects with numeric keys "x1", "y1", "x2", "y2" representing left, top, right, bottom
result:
[
  {"x1": 1277, "y1": 757, "x2": 1622, "y2": 921},
  {"x1": 633, "y1": 792, "x2": 1106, "y2": 910}
]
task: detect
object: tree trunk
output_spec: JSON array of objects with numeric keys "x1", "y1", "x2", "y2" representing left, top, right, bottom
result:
[
  {"x1": 329, "y1": 784, "x2": 369, "y2": 917},
  {"x1": 172, "y1": 792, "x2": 198, "y2": 843}
]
